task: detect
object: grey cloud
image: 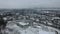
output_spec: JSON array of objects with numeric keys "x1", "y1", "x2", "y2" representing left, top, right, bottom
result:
[{"x1": 0, "y1": 0, "x2": 60, "y2": 9}]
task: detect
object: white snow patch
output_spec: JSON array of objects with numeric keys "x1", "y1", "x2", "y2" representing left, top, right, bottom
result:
[{"x1": 18, "y1": 22, "x2": 29, "y2": 25}]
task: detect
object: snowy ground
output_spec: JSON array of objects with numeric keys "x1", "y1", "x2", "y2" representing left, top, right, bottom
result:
[{"x1": 1, "y1": 21, "x2": 56, "y2": 34}]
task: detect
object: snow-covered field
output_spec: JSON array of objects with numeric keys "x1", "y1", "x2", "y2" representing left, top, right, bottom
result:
[{"x1": 1, "y1": 21, "x2": 56, "y2": 34}]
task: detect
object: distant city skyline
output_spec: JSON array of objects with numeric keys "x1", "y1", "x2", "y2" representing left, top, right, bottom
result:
[{"x1": 0, "y1": 0, "x2": 60, "y2": 9}]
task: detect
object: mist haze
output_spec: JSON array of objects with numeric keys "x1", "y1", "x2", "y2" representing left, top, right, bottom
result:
[{"x1": 0, "y1": 0, "x2": 60, "y2": 9}]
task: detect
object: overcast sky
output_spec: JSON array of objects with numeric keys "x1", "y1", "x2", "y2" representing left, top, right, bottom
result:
[{"x1": 0, "y1": 0, "x2": 60, "y2": 9}]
